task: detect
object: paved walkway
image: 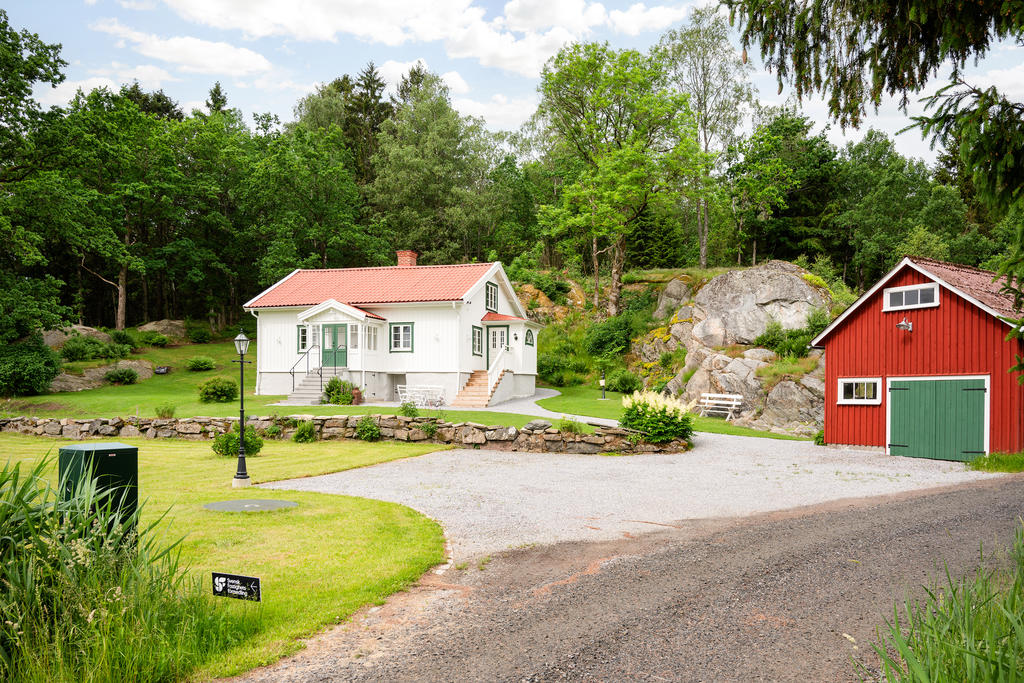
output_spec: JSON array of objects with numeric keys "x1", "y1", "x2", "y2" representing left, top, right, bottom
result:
[{"x1": 274, "y1": 387, "x2": 621, "y2": 427}]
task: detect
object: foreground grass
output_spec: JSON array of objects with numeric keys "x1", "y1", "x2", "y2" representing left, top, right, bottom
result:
[
  {"x1": 537, "y1": 385, "x2": 809, "y2": 441},
  {"x1": 1, "y1": 341, "x2": 540, "y2": 428},
  {"x1": 968, "y1": 451, "x2": 1024, "y2": 473},
  {"x1": 0, "y1": 432, "x2": 448, "y2": 678},
  {"x1": 866, "y1": 522, "x2": 1024, "y2": 680}
]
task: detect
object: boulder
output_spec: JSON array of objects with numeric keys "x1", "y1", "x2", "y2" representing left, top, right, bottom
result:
[
  {"x1": 742, "y1": 348, "x2": 777, "y2": 363},
  {"x1": 654, "y1": 278, "x2": 692, "y2": 319},
  {"x1": 760, "y1": 380, "x2": 824, "y2": 427},
  {"x1": 692, "y1": 261, "x2": 828, "y2": 344},
  {"x1": 49, "y1": 360, "x2": 154, "y2": 393},
  {"x1": 137, "y1": 319, "x2": 186, "y2": 340},
  {"x1": 42, "y1": 325, "x2": 112, "y2": 349},
  {"x1": 523, "y1": 419, "x2": 552, "y2": 431}
]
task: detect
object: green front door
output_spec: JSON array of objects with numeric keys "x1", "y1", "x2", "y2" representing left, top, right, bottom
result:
[
  {"x1": 321, "y1": 324, "x2": 348, "y2": 368},
  {"x1": 889, "y1": 378, "x2": 986, "y2": 461}
]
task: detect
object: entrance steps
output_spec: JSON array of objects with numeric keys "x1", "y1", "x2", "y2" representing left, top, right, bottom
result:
[
  {"x1": 450, "y1": 370, "x2": 508, "y2": 408},
  {"x1": 286, "y1": 367, "x2": 346, "y2": 404}
]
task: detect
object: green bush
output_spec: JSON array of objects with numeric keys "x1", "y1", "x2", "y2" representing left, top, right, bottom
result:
[
  {"x1": 198, "y1": 377, "x2": 238, "y2": 403},
  {"x1": 60, "y1": 335, "x2": 131, "y2": 362},
  {"x1": 0, "y1": 335, "x2": 62, "y2": 396},
  {"x1": 185, "y1": 355, "x2": 215, "y2": 371},
  {"x1": 356, "y1": 415, "x2": 381, "y2": 442},
  {"x1": 754, "y1": 309, "x2": 831, "y2": 359},
  {"x1": 399, "y1": 401, "x2": 419, "y2": 417},
  {"x1": 262, "y1": 424, "x2": 282, "y2": 438},
  {"x1": 155, "y1": 403, "x2": 175, "y2": 419},
  {"x1": 109, "y1": 329, "x2": 138, "y2": 350},
  {"x1": 558, "y1": 416, "x2": 585, "y2": 434},
  {"x1": 292, "y1": 420, "x2": 317, "y2": 443},
  {"x1": 322, "y1": 376, "x2": 356, "y2": 405},
  {"x1": 211, "y1": 425, "x2": 264, "y2": 457},
  {"x1": 103, "y1": 366, "x2": 138, "y2": 385},
  {"x1": 0, "y1": 459, "x2": 257, "y2": 681},
  {"x1": 814, "y1": 429, "x2": 825, "y2": 446},
  {"x1": 420, "y1": 420, "x2": 439, "y2": 439},
  {"x1": 620, "y1": 391, "x2": 694, "y2": 444},
  {"x1": 585, "y1": 315, "x2": 636, "y2": 356},
  {"x1": 186, "y1": 327, "x2": 211, "y2": 344},
  {"x1": 139, "y1": 331, "x2": 169, "y2": 347},
  {"x1": 607, "y1": 369, "x2": 643, "y2": 394}
]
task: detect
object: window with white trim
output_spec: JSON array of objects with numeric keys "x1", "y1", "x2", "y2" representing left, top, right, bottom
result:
[
  {"x1": 837, "y1": 378, "x2": 882, "y2": 405},
  {"x1": 297, "y1": 325, "x2": 308, "y2": 352},
  {"x1": 883, "y1": 283, "x2": 939, "y2": 312},
  {"x1": 390, "y1": 323, "x2": 413, "y2": 352},
  {"x1": 366, "y1": 326, "x2": 378, "y2": 351},
  {"x1": 472, "y1": 326, "x2": 483, "y2": 356},
  {"x1": 525, "y1": 329, "x2": 534, "y2": 346},
  {"x1": 485, "y1": 282, "x2": 498, "y2": 312},
  {"x1": 350, "y1": 325, "x2": 359, "y2": 349}
]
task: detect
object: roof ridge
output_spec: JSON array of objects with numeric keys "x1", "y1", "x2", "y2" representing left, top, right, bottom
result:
[
  {"x1": 296, "y1": 262, "x2": 495, "y2": 273},
  {"x1": 909, "y1": 255, "x2": 1001, "y2": 279}
]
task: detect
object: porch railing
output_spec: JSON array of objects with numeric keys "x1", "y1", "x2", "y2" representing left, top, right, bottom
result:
[
  {"x1": 487, "y1": 347, "x2": 512, "y2": 395},
  {"x1": 289, "y1": 344, "x2": 320, "y2": 392}
]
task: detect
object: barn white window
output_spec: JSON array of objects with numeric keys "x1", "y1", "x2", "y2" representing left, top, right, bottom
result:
[
  {"x1": 837, "y1": 378, "x2": 882, "y2": 405},
  {"x1": 882, "y1": 283, "x2": 939, "y2": 312},
  {"x1": 389, "y1": 323, "x2": 413, "y2": 352}
]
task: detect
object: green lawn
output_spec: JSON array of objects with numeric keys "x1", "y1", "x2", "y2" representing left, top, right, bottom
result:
[
  {"x1": 2, "y1": 341, "x2": 539, "y2": 428},
  {"x1": 0, "y1": 432, "x2": 450, "y2": 678},
  {"x1": 537, "y1": 385, "x2": 809, "y2": 441}
]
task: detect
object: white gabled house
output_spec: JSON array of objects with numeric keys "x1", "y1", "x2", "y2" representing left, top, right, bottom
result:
[{"x1": 243, "y1": 251, "x2": 542, "y2": 406}]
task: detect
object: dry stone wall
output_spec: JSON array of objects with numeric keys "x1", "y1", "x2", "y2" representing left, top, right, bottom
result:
[{"x1": 0, "y1": 415, "x2": 689, "y2": 454}]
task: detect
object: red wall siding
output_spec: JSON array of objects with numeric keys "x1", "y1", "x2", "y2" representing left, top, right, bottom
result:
[{"x1": 823, "y1": 267, "x2": 1024, "y2": 452}]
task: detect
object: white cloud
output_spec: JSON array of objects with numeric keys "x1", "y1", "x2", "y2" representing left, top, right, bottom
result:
[
  {"x1": 119, "y1": 0, "x2": 157, "y2": 9},
  {"x1": 94, "y1": 62, "x2": 180, "y2": 88},
  {"x1": 608, "y1": 3, "x2": 691, "y2": 36},
  {"x1": 453, "y1": 92, "x2": 539, "y2": 131},
  {"x1": 34, "y1": 76, "x2": 118, "y2": 107},
  {"x1": 502, "y1": 0, "x2": 607, "y2": 33},
  {"x1": 973, "y1": 63, "x2": 1024, "y2": 100},
  {"x1": 91, "y1": 18, "x2": 273, "y2": 75},
  {"x1": 441, "y1": 70, "x2": 470, "y2": 94}
]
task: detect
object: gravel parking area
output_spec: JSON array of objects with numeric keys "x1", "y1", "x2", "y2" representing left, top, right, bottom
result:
[{"x1": 262, "y1": 432, "x2": 998, "y2": 560}]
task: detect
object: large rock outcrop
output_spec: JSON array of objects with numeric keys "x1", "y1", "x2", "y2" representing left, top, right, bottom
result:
[
  {"x1": 654, "y1": 278, "x2": 692, "y2": 319},
  {"x1": 138, "y1": 319, "x2": 186, "y2": 340},
  {"x1": 691, "y1": 260, "x2": 827, "y2": 346},
  {"x1": 42, "y1": 325, "x2": 112, "y2": 349},
  {"x1": 49, "y1": 360, "x2": 155, "y2": 392}
]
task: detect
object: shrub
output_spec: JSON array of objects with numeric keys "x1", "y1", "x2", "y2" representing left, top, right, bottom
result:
[
  {"x1": 356, "y1": 415, "x2": 381, "y2": 442},
  {"x1": 186, "y1": 327, "x2": 211, "y2": 344},
  {"x1": 110, "y1": 328, "x2": 138, "y2": 350},
  {"x1": 104, "y1": 367, "x2": 138, "y2": 385},
  {"x1": 0, "y1": 459, "x2": 256, "y2": 681},
  {"x1": 558, "y1": 416, "x2": 584, "y2": 434},
  {"x1": 198, "y1": 377, "x2": 238, "y2": 403},
  {"x1": 399, "y1": 401, "x2": 419, "y2": 417},
  {"x1": 0, "y1": 335, "x2": 62, "y2": 396},
  {"x1": 262, "y1": 424, "x2": 282, "y2": 438},
  {"x1": 659, "y1": 351, "x2": 675, "y2": 369},
  {"x1": 212, "y1": 425, "x2": 263, "y2": 457},
  {"x1": 139, "y1": 331, "x2": 169, "y2": 347},
  {"x1": 292, "y1": 420, "x2": 318, "y2": 443},
  {"x1": 607, "y1": 369, "x2": 643, "y2": 394},
  {"x1": 61, "y1": 335, "x2": 131, "y2": 362},
  {"x1": 754, "y1": 309, "x2": 830, "y2": 359},
  {"x1": 814, "y1": 429, "x2": 825, "y2": 446},
  {"x1": 185, "y1": 355, "x2": 215, "y2": 372},
  {"x1": 585, "y1": 315, "x2": 635, "y2": 356},
  {"x1": 620, "y1": 391, "x2": 694, "y2": 443},
  {"x1": 155, "y1": 403, "x2": 175, "y2": 419},
  {"x1": 322, "y1": 376, "x2": 356, "y2": 405},
  {"x1": 420, "y1": 420, "x2": 439, "y2": 439}
]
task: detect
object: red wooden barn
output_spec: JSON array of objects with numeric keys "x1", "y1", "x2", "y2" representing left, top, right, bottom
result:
[{"x1": 810, "y1": 256, "x2": 1024, "y2": 460}]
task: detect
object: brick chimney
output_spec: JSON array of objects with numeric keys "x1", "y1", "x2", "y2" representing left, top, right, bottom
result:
[{"x1": 396, "y1": 250, "x2": 418, "y2": 267}]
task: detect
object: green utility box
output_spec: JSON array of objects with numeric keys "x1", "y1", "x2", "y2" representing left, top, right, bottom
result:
[{"x1": 58, "y1": 442, "x2": 139, "y2": 530}]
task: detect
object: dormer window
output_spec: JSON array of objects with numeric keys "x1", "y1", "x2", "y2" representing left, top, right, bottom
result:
[
  {"x1": 883, "y1": 283, "x2": 939, "y2": 312},
  {"x1": 485, "y1": 282, "x2": 498, "y2": 312}
]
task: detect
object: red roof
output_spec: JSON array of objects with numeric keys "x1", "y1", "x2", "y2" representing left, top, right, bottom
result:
[
  {"x1": 909, "y1": 257, "x2": 1017, "y2": 318},
  {"x1": 246, "y1": 263, "x2": 495, "y2": 308},
  {"x1": 481, "y1": 312, "x2": 529, "y2": 322}
]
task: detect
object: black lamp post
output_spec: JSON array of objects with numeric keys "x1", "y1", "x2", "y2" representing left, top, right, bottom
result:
[{"x1": 232, "y1": 330, "x2": 252, "y2": 488}]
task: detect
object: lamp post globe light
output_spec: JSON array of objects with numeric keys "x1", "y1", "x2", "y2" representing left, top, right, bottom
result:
[{"x1": 232, "y1": 330, "x2": 252, "y2": 488}]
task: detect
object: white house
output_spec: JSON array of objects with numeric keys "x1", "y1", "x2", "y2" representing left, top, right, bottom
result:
[{"x1": 243, "y1": 251, "x2": 542, "y2": 406}]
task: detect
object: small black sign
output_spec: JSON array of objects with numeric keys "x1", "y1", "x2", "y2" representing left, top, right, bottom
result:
[{"x1": 212, "y1": 572, "x2": 261, "y2": 601}]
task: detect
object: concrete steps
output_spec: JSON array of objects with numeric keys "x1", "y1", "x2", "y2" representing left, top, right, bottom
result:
[
  {"x1": 450, "y1": 369, "x2": 508, "y2": 408},
  {"x1": 286, "y1": 368, "x2": 346, "y2": 404}
]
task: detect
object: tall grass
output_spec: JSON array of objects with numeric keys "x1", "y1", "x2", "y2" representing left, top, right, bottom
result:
[
  {"x1": 865, "y1": 522, "x2": 1024, "y2": 681},
  {"x1": 0, "y1": 458, "x2": 261, "y2": 682}
]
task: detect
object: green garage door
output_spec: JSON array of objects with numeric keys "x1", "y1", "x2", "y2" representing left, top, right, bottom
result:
[{"x1": 888, "y1": 378, "x2": 986, "y2": 461}]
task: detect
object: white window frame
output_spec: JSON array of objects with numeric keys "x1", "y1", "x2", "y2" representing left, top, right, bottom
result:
[
  {"x1": 485, "y1": 281, "x2": 498, "y2": 312},
  {"x1": 366, "y1": 326, "x2": 378, "y2": 351},
  {"x1": 297, "y1": 325, "x2": 308, "y2": 352},
  {"x1": 882, "y1": 283, "x2": 940, "y2": 312},
  {"x1": 471, "y1": 326, "x2": 483, "y2": 356},
  {"x1": 350, "y1": 325, "x2": 359, "y2": 349},
  {"x1": 837, "y1": 377, "x2": 883, "y2": 405},
  {"x1": 390, "y1": 323, "x2": 413, "y2": 352}
]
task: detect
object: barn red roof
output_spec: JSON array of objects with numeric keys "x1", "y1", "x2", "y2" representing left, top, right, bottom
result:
[
  {"x1": 481, "y1": 312, "x2": 530, "y2": 322},
  {"x1": 245, "y1": 263, "x2": 495, "y2": 308},
  {"x1": 908, "y1": 257, "x2": 1017, "y2": 318}
]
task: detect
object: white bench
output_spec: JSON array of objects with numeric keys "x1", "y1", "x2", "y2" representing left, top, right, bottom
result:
[
  {"x1": 397, "y1": 384, "x2": 446, "y2": 408},
  {"x1": 697, "y1": 392, "x2": 743, "y2": 420}
]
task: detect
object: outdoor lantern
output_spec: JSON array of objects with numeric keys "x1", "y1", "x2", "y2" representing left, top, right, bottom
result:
[
  {"x1": 234, "y1": 331, "x2": 251, "y2": 356},
  {"x1": 232, "y1": 329, "x2": 252, "y2": 488},
  {"x1": 600, "y1": 370, "x2": 606, "y2": 400},
  {"x1": 896, "y1": 317, "x2": 913, "y2": 332},
  {"x1": 514, "y1": 332, "x2": 519, "y2": 341}
]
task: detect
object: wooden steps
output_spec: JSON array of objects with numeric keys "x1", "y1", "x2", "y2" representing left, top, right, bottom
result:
[{"x1": 450, "y1": 369, "x2": 507, "y2": 408}]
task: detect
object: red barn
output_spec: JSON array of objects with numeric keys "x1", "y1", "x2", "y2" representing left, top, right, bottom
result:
[{"x1": 811, "y1": 256, "x2": 1024, "y2": 461}]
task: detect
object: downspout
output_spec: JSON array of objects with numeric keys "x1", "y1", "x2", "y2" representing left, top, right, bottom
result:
[
  {"x1": 360, "y1": 320, "x2": 366, "y2": 396},
  {"x1": 249, "y1": 309, "x2": 260, "y2": 394},
  {"x1": 453, "y1": 301, "x2": 461, "y2": 391}
]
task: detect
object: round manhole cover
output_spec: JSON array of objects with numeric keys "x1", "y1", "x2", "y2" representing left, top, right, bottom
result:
[{"x1": 204, "y1": 499, "x2": 298, "y2": 512}]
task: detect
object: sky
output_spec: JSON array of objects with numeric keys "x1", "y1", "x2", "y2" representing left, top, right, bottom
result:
[{"x1": 12, "y1": 1, "x2": 1024, "y2": 165}]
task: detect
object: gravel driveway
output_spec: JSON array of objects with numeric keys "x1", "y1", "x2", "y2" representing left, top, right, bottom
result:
[{"x1": 262, "y1": 432, "x2": 997, "y2": 560}]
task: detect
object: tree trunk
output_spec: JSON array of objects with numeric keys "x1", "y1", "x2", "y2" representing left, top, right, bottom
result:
[
  {"x1": 607, "y1": 235, "x2": 626, "y2": 316},
  {"x1": 698, "y1": 198, "x2": 709, "y2": 269},
  {"x1": 116, "y1": 263, "x2": 127, "y2": 330},
  {"x1": 752, "y1": 239, "x2": 757, "y2": 267},
  {"x1": 592, "y1": 237, "x2": 601, "y2": 309}
]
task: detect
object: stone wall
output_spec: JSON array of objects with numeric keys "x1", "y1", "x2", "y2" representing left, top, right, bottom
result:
[{"x1": 0, "y1": 415, "x2": 689, "y2": 454}]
